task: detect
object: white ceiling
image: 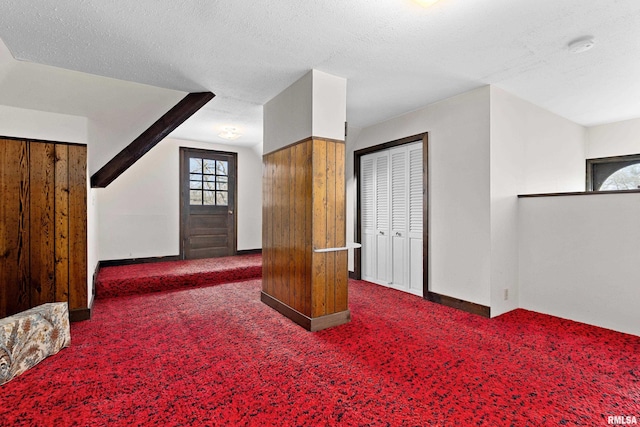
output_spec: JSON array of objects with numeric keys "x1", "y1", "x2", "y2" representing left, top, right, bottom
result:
[{"x1": 1, "y1": 0, "x2": 640, "y2": 148}]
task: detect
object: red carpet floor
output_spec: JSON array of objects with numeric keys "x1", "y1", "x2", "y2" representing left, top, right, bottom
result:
[
  {"x1": 95, "y1": 254, "x2": 262, "y2": 298},
  {"x1": 1, "y1": 271, "x2": 638, "y2": 425}
]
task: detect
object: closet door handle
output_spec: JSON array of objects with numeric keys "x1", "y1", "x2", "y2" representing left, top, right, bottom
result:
[
  {"x1": 395, "y1": 232, "x2": 402, "y2": 237},
  {"x1": 379, "y1": 231, "x2": 385, "y2": 235}
]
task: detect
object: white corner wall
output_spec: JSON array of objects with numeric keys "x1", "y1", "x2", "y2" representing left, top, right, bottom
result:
[
  {"x1": 263, "y1": 69, "x2": 347, "y2": 155},
  {"x1": 489, "y1": 87, "x2": 586, "y2": 316},
  {"x1": 311, "y1": 70, "x2": 347, "y2": 141},
  {"x1": 352, "y1": 86, "x2": 492, "y2": 307},
  {"x1": 97, "y1": 138, "x2": 262, "y2": 260},
  {"x1": 586, "y1": 117, "x2": 640, "y2": 159},
  {"x1": 519, "y1": 194, "x2": 640, "y2": 336},
  {"x1": 263, "y1": 71, "x2": 313, "y2": 154}
]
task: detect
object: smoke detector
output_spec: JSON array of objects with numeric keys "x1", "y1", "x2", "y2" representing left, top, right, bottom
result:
[{"x1": 568, "y1": 36, "x2": 596, "y2": 54}]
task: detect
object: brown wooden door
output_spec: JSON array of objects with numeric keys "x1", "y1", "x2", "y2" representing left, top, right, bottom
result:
[
  {"x1": 0, "y1": 137, "x2": 87, "y2": 319},
  {"x1": 180, "y1": 148, "x2": 237, "y2": 260}
]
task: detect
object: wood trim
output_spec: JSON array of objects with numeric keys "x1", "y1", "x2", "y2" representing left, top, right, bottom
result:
[
  {"x1": 422, "y1": 134, "x2": 429, "y2": 299},
  {"x1": 237, "y1": 249, "x2": 262, "y2": 255},
  {"x1": 92, "y1": 261, "x2": 101, "y2": 298},
  {"x1": 261, "y1": 291, "x2": 351, "y2": 331},
  {"x1": 99, "y1": 255, "x2": 181, "y2": 268},
  {"x1": 91, "y1": 91, "x2": 214, "y2": 188},
  {"x1": 262, "y1": 136, "x2": 345, "y2": 157},
  {"x1": 519, "y1": 189, "x2": 640, "y2": 198},
  {"x1": 69, "y1": 306, "x2": 91, "y2": 322},
  {"x1": 426, "y1": 291, "x2": 491, "y2": 318},
  {"x1": 0, "y1": 135, "x2": 86, "y2": 147},
  {"x1": 353, "y1": 133, "x2": 427, "y2": 157}
]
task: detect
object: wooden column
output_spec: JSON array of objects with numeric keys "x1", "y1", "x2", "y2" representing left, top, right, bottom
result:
[{"x1": 261, "y1": 137, "x2": 349, "y2": 331}]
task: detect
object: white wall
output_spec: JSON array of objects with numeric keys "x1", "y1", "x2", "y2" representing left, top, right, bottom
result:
[
  {"x1": 97, "y1": 137, "x2": 262, "y2": 260},
  {"x1": 311, "y1": 70, "x2": 347, "y2": 141},
  {"x1": 350, "y1": 86, "x2": 590, "y2": 314},
  {"x1": 0, "y1": 105, "x2": 95, "y2": 309},
  {"x1": 519, "y1": 193, "x2": 640, "y2": 336},
  {"x1": 263, "y1": 71, "x2": 313, "y2": 154},
  {"x1": 586, "y1": 117, "x2": 640, "y2": 159},
  {"x1": 489, "y1": 88, "x2": 586, "y2": 195},
  {"x1": 489, "y1": 87, "x2": 586, "y2": 316},
  {"x1": 264, "y1": 69, "x2": 346, "y2": 154},
  {"x1": 87, "y1": 89, "x2": 184, "y2": 175},
  {"x1": 352, "y1": 86, "x2": 492, "y2": 306},
  {"x1": 0, "y1": 105, "x2": 88, "y2": 144}
]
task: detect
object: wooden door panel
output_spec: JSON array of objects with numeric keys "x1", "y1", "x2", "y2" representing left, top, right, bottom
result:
[
  {"x1": 189, "y1": 235, "x2": 229, "y2": 249},
  {"x1": 0, "y1": 138, "x2": 87, "y2": 318},
  {"x1": 29, "y1": 142, "x2": 56, "y2": 307},
  {"x1": 180, "y1": 148, "x2": 237, "y2": 260},
  {"x1": 0, "y1": 139, "x2": 31, "y2": 317}
]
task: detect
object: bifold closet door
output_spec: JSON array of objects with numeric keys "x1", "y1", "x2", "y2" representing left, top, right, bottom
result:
[
  {"x1": 360, "y1": 151, "x2": 391, "y2": 284},
  {"x1": 360, "y1": 142, "x2": 423, "y2": 296}
]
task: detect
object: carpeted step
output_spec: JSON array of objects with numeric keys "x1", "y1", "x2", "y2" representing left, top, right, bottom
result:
[{"x1": 95, "y1": 254, "x2": 262, "y2": 299}]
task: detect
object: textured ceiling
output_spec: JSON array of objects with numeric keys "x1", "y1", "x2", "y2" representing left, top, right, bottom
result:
[{"x1": 1, "y1": 0, "x2": 640, "y2": 147}]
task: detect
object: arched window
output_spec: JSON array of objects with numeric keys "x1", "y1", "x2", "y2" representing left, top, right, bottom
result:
[
  {"x1": 599, "y1": 164, "x2": 640, "y2": 191},
  {"x1": 587, "y1": 154, "x2": 640, "y2": 191}
]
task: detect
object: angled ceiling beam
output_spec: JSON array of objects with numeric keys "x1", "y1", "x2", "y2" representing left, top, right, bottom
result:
[{"x1": 91, "y1": 91, "x2": 215, "y2": 188}]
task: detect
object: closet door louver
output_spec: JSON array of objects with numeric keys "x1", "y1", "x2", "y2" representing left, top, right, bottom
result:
[
  {"x1": 360, "y1": 155, "x2": 376, "y2": 280},
  {"x1": 390, "y1": 148, "x2": 408, "y2": 287},
  {"x1": 374, "y1": 152, "x2": 391, "y2": 283}
]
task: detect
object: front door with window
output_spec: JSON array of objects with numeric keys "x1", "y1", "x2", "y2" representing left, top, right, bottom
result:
[{"x1": 180, "y1": 148, "x2": 237, "y2": 259}]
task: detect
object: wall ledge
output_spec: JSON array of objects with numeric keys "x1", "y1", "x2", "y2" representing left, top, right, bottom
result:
[{"x1": 519, "y1": 189, "x2": 640, "y2": 198}]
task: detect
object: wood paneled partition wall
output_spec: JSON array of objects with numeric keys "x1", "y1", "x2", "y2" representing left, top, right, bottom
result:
[
  {"x1": 262, "y1": 137, "x2": 349, "y2": 331},
  {"x1": 0, "y1": 137, "x2": 88, "y2": 320}
]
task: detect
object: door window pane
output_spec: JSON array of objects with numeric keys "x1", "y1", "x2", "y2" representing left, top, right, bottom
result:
[
  {"x1": 190, "y1": 159, "x2": 202, "y2": 173},
  {"x1": 216, "y1": 192, "x2": 228, "y2": 206},
  {"x1": 203, "y1": 191, "x2": 216, "y2": 205},
  {"x1": 190, "y1": 190, "x2": 202, "y2": 205},
  {"x1": 217, "y1": 161, "x2": 228, "y2": 176},
  {"x1": 188, "y1": 156, "x2": 232, "y2": 206},
  {"x1": 203, "y1": 159, "x2": 216, "y2": 174}
]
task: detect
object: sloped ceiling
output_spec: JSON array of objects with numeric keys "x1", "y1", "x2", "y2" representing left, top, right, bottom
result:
[{"x1": 1, "y1": 0, "x2": 640, "y2": 147}]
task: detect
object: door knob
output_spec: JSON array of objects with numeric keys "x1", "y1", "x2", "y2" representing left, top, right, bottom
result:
[{"x1": 228, "y1": 210, "x2": 234, "y2": 215}]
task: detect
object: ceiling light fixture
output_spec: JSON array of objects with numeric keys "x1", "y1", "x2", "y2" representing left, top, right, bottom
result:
[
  {"x1": 218, "y1": 126, "x2": 242, "y2": 140},
  {"x1": 568, "y1": 36, "x2": 596, "y2": 54},
  {"x1": 413, "y1": 0, "x2": 442, "y2": 7}
]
